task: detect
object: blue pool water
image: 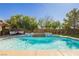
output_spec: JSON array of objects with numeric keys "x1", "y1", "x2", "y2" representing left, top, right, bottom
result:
[{"x1": 0, "y1": 34, "x2": 79, "y2": 50}]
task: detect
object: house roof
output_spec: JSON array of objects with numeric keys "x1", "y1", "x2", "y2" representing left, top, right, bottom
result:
[{"x1": 0, "y1": 20, "x2": 10, "y2": 27}]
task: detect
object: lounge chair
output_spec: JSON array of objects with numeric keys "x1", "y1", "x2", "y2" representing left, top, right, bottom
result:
[
  {"x1": 10, "y1": 31, "x2": 17, "y2": 35},
  {"x1": 17, "y1": 31, "x2": 25, "y2": 34}
]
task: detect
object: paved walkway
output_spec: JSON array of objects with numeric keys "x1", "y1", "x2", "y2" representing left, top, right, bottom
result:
[{"x1": 0, "y1": 50, "x2": 79, "y2": 56}]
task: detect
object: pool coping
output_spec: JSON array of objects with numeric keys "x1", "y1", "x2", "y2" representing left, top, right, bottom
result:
[
  {"x1": 54, "y1": 34, "x2": 79, "y2": 40},
  {"x1": 0, "y1": 34, "x2": 79, "y2": 40}
]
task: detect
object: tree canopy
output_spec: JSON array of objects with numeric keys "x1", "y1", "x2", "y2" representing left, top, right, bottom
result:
[
  {"x1": 7, "y1": 15, "x2": 38, "y2": 31},
  {"x1": 63, "y1": 8, "x2": 79, "y2": 30},
  {"x1": 5, "y1": 8, "x2": 79, "y2": 32}
]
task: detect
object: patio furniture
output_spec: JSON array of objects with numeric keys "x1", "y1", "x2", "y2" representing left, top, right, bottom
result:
[
  {"x1": 10, "y1": 31, "x2": 17, "y2": 35},
  {"x1": 17, "y1": 31, "x2": 25, "y2": 34}
]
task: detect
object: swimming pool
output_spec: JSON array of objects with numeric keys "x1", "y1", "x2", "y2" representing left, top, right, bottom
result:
[{"x1": 0, "y1": 34, "x2": 79, "y2": 50}]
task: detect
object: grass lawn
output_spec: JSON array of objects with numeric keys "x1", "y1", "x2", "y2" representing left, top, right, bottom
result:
[{"x1": 60, "y1": 34, "x2": 79, "y2": 38}]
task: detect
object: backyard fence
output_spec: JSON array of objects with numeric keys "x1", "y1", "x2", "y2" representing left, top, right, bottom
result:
[
  {"x1": 0, "y1": 29, "x2": 79, "y2": 36},
  {"x1": 33, "y1": 29, "x2": 79, "y2": 34}
]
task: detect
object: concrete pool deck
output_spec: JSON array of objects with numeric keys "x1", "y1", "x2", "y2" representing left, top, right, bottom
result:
[{"x1": 0, "y1": 50, "x2": 79, "y2": 56}]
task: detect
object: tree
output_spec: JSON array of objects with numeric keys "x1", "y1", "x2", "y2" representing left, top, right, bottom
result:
[
  {"x1": 63, "y1": 8, "x2": 79, "y2": 31},
  {"x1": 38, "y1": 17, "x2": 53, "y2": 29},
  {"x1": 38, "y1": 17, "x2": 60, "y2": 29},
  {"x1": 63, "y1": 19, "x2": 71, "y2": 30},
  {"x1": 22, "y1": 16, "x2": 38, "y2": 31},
  {"x1": 7, "y1": 15, "x2": 23, "y2": 28},
  {"x1": 7, "y1": 15, "x2": 38, "y2": 31},
  {"x1": 51, "y1": 21, "x2": 60, "y2": 29}
]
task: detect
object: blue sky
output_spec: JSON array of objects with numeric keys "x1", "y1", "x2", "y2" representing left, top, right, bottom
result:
[{"x1": 0, "y1": 3, "x2": 79, "y2": 22}]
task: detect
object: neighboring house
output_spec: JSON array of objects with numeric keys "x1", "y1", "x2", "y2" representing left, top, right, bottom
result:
[
  {"x1": 0, "y1": 20, "x2": 10, "y2": 35},
  {"x1": 0, "y1": 20, "x2": 3, "y2": 31}
]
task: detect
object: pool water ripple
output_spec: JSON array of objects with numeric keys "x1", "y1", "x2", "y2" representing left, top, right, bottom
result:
[{"x1": 0, "y1": 35, "x2": 79, "y2": 50}]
